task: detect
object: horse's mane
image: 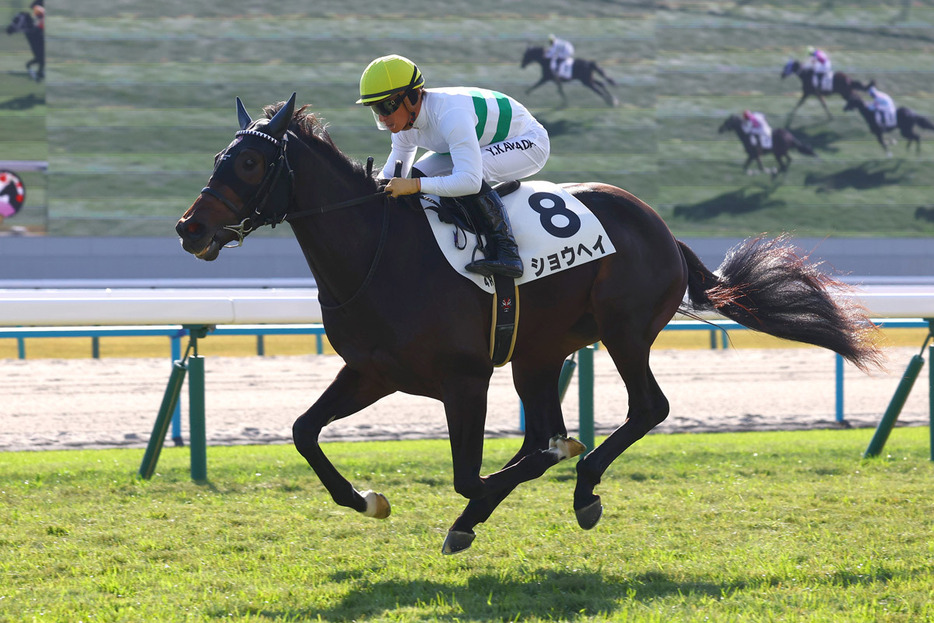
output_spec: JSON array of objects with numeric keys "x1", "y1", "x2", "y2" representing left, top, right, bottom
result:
[{"x1": 263, "y1": 101, "x2": 377, "y2": 188}]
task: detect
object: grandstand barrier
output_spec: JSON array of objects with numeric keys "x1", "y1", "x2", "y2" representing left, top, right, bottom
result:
[{"x1": 2, "y1": 287, "x2": 933, "y2": 476}]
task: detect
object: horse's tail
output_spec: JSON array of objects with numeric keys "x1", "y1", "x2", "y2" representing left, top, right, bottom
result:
[
  {"x1": 914, "y1": 111, "x2": 934, "y2": 131},
  {"x1": 592, "y1": 62, "x2": 616, "y2": 86},
  {"x1": 789, "y1": 133, "x2": 817, "y2": 156},
  {"x1": 678, "y1": 236, "x2": 882, "y2": 372}
]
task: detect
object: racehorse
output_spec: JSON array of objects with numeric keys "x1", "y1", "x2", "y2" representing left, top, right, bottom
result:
[
  {"x1": 521, "y1": 46, "x2": 618, "y2": 107},
  {"x1": 780, "y1": 59, "x2": 872, "y2": 124},
  {"x1": 718, "y1": 114, "x2": 817, "y2": 174},
  {"x1": 176, "y1": 94, "x2": 882, "y2": 554},
  {"x1": 843, "y1": 94, "x2": 934, "y2": 155},
  {"x1": 5, "y1": 12, "x2": 44, "y2": 82}
]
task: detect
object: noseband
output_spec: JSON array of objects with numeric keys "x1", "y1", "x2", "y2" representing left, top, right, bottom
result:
[{"x1": 200, "y1": 129, "x2": 294, "y2": 248}]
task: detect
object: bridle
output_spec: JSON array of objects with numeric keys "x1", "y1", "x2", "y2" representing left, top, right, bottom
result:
[
  {"x1": 200, "y1": 128, "x2": 388, "y2": 249},
  {"x1": 199, "y1": 128, "x2": 294, "y2": 248}
]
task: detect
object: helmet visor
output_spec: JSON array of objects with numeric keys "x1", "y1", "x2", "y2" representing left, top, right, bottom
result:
[
  {"x1": 370, "y1": 107, "x2": 389, "y2": 131},
  {"x1": 369, "y1": 93, "x2": 406, "y2": 117}
]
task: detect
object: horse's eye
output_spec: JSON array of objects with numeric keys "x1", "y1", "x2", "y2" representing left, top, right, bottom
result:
[{"x1": 235, "y1": 151, "x2": 265, "y2": 184}]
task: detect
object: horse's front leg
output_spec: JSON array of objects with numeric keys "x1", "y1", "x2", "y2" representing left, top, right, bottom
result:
[
  {"x1": 442, "y1": 363, "x2": 584, "y2": 554},
  {"x1": 292, "y1": 365, "x2": 393, "y2": 518},
  {"x1": 817, "y1": 94, "x2": 832, "y2": 119},
  {"x1": 873, "y1": 131, "x2": 892, "y2": 156},
  {"x1": 555, "y1": 81, "x2": 569, "y2": 108},
  {"x1": 527, "y1": 75, "x2": 549, "y2": 94},
  {"x1": 786, "y1": 95, "x2": 808, "y2": 126}
]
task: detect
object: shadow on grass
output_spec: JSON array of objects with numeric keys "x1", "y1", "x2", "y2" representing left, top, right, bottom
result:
[
  {"x1": 0, "y1": 93, "x2": 44, "y2": 111},
  {"x1": 915, "y1": 206, "x2": 934, "y2": 222},
  {"x1": 787, "y1": 125, "x2": 843, "y2": 154},
  {"x1": 537, "y1": 117, "x2": 585, "y2": 139},
  {"x1": 672, "y1": 183, "x2": 785, "y2": 221},
  {"x1": 803, "y1": 161, "x2": 907, "y2": 193},
  {"x1": 239, "y1": 570, "x2": 729, "y2": 620}
]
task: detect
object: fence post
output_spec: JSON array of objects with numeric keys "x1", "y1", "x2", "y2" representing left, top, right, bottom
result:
[
  {"x1": 930, "y1": 343, "x2": 934, "y2": 462},
  {"x1": 864, "y1": 320, "x2": 933, "y2": 459},
  {"x1": 138, "y1": 360, "x2": 188, "y2": 479},
  {"x1": 864, "y1": 354, "x2": 924, "y2": 458},
  {"x1": 835, "y1": 354, "x2": 846, "y2": 425},
  {"x1": 578, "y1": 345, "x2": 595, "y2": 455},
  {"x1": 188, "y1": 354, "x2": 207, "y2": 481},
  {"x1": 170, "y1": 333, "x2": 183, "y2": 446}
]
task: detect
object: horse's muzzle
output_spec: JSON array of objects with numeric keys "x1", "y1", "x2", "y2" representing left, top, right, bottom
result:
[{"x1": 176, "y1": 215, "x2": 222, "y2": 261}]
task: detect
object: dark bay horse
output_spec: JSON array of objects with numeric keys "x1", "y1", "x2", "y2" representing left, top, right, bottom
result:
[
  {"x1": 844, "y1": 94, "x2": 934, "y2": 155},
  {"x1": 781, "y1": 59, "x2": 872, "y2": 124},
  {"x1": 176, "y1": 94, "x2": 881, "y2": 554},
  {"x1": 718, "y1": 114, "x2": 817, "y2": 174},
  {"x1": 5, "y1": 12, "x2": 44, "y2": 82},
  {"x1": 521, "y1": 46, "x2": 618, "y2": 107}
]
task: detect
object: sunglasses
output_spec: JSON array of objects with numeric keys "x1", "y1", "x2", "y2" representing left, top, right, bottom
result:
[{"x1": 370, "y1": 94, "x2": 405, "y2": 117}]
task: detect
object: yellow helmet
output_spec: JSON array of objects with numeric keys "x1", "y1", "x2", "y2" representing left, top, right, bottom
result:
[{"x1": 356, "y1": 55, "x2": 425, "y2": 105}]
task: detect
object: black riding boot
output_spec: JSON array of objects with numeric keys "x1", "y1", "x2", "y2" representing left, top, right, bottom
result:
[{"x1": 464, "y1": 185, "x2": 523, "y2": 279}]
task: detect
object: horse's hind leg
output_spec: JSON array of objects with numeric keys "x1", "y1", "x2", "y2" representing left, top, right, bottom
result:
[
  {"x1": 292, "y1": 365, "x2": 393, "y2": 517},
  {"x1": 444, "y1": 358, "x2": 581, "y2": 554},
  {"x1": 587, "y1": 79, "x2": 617, "y2": 107},
  {"x1": 574, "y1": 333, "x2": 669, "y2": 530}
]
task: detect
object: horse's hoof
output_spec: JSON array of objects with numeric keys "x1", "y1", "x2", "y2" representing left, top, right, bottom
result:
[
  {"x1": 442, "y1": 530, "x2": 476, "y2": 555},
  {"x1": 361, "y1": 490, "x2": 391, "y2": 519},
  {"x1": 575, "y1": 497, "x2": 603, "y2": 530},
  {"x1": 549, "y1": 435, "x2": 587, "y2": 460}
]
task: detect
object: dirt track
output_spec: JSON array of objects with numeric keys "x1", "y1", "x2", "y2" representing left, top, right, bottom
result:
[{"x1": 1, "y1": 346, "x2": 929, "y2": 452}]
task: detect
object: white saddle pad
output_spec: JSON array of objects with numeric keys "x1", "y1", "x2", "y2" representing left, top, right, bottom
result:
[
  {"x1": 555, "y1": 58, "x2": 574, "y2": 80},
  {"x1": 421, "y1": 180, "x2": 616, "y2": 293}
]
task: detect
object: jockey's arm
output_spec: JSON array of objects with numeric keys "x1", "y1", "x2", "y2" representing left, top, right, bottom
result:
[
  {"x1": 380, "y1": 135, "x2": 418, "y2": 180},
  {"x1": 417, "y1": 113, "x2": 484, "y2": 197}
]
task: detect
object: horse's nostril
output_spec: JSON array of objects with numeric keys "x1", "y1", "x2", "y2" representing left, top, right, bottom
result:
[{"x1": 176, "y1": 219, "x2": 203, "y2": 240}]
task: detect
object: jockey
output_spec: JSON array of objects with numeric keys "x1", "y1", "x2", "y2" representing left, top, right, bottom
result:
[
  {"x1": 866, "y1": 85, "x2": 897, "y2": 129},
  {"x1": 356, "y1": 54, "x2": 551, "y2": 279},
  {"x1": 741, "y1": 110, "x2": 773, "y2": 150},
  {"x1": 544, "y1": 34, "x2": 575, "y2": 78},
  {"x1": 805, "y1": 46, "x2": 832, "y2": 90},
  {"x1": 30, "y1": 0, "x2": 44, "y2": 29}
]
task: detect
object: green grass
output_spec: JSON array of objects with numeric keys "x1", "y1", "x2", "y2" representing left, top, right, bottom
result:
[{"x1": 2, "y1": 430, "x2": 933, "y2": 621}]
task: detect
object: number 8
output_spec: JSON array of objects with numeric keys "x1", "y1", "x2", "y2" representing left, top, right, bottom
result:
[{"x1": 528, "y1": 192, "x2": 581, "y2": 238}]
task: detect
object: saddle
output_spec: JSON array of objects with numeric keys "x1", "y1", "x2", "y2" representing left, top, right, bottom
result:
[{"x1": 422, "y1": 180, "x2": 521, "y2": 237}]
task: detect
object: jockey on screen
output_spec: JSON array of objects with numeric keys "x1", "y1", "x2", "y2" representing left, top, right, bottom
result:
[
  {"x1": 741, "y1": 110, "x2": 773, "y2": 150},
  {"x1": 805, "y1": 46, "x2": 832, "y2": 91},
  {"x1": 543, "y1": 34, "x2": 575, "y2": 79},
  {"x1": 866, "y1": 85, "x2": 896, "y2": 129},
  {"x1": 356, "y1": 54, "x2": 551, "y2": 279}
]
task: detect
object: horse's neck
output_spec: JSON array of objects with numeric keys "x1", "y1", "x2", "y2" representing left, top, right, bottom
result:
[{"x1": 286, "y1": 142, "x2": 393, "y2": 306}]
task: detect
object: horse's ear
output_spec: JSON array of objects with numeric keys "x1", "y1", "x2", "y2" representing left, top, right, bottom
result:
[
  {"x1": 266, "y1": 92, "x2": 296, "y2": 139},
  {"x1": 236, "y1": 97, "x2": 252, "y2": 130}
]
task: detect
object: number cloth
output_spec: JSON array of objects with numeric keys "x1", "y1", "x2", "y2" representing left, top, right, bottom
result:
[{"x1": 420, "y1": 180, "x2": 616, "y2": 293}]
